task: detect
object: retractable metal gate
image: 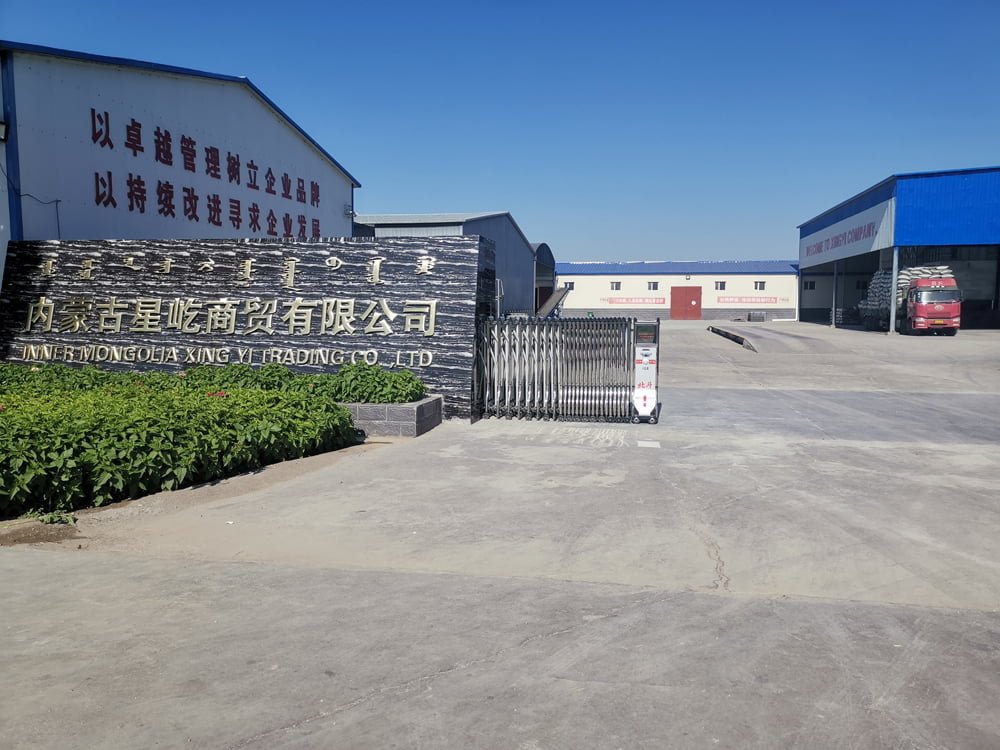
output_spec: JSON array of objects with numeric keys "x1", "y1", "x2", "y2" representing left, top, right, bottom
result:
[{"x1": 474, "y1": 317, "x2": 637, "y2": 421}]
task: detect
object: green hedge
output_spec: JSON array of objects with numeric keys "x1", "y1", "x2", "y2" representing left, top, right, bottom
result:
[
  {"x1": 178, "y1": 362, "x2": 426, "y2": 403},
  {"x1": 0, "y1": 361, "x2": 426, "y2": 519},
  {"x1": 0, "y1": 361, "x2": 426, "y2": 403}
]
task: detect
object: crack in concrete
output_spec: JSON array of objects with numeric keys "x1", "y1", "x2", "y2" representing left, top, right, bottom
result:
[
  {"x1": 691, "y1": 527, "x2": 731, "y2": 592},
  {"x1": 226, "y1": 593, "x2": 663, "y2": 749}
]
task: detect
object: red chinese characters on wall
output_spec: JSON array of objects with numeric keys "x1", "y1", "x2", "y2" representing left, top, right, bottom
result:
[
  {"x1": 94, "y1": 170, "x2": 116, "y2": 207},
  {"x1": 91, "y1": 109, "x2": 114, "y2": 149},
  {"x1": 182, "y1": 187, "x2": 199, "y2": 222},
  {"x1": 157, "y1": 180, "x2": 175, "y2": 218},
  {"x1": 227, "y1": 153, "x2": 240, "y2": 184},
  {"x1": 205, "y1": 147, "x2": 221, "y2": 179},
  {"x1": 206, "y1": 194, "x2": 223, "y2": 227},
  {"x1": 125, "y1": 119, "x2": 144, "y2": 157},
  {"x1": 88, "y1": 106, "x2": 327, "y2": 238},
  {"x1": 154, "y1": 127, "x2": 173, "y2": 166},
  {"x1": 229, "y1": 199, "x2": 242, "y2": 230},
  {"x1": 249, "y1": 203, "x2": 262, "y2": 233},
  {"x1": 127, "y1": 173, "x2": 147, "y2": 213}
]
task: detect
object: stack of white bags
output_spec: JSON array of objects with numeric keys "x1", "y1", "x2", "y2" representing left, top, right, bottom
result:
[{"x1": 859, "y1": 265, "x2": 953, "y2": 316}]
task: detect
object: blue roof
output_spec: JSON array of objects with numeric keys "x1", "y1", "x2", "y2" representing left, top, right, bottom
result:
[
  {"x1": 556, "y1": 260, "x2": 799, "y2": 275},
  {"x1": 798, "y1": 165, "x2": 1000, "y2": 236},
  {"x1": 0, "y1": 39, "x2": 361, "y2": 188}
]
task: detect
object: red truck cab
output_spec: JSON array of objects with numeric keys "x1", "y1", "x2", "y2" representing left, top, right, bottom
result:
[{"x1": 902, "y1": 278, "x2": 961, "y2": 335}]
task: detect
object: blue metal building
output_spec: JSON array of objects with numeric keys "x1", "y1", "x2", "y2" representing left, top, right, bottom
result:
[{"x1": 798, "y1": 167, "x2": 1000, "y2": 328}]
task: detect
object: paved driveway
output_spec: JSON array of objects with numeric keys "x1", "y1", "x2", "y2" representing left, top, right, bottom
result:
[{"x1": 3, "y1": 322, "x2": 999, "y2": 749}]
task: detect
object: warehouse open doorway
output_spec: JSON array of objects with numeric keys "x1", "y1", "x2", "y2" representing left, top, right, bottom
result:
[
  {"x1": 800, "y1": 247, "x2": 1000, "y2": 330},
  {"x1": 797, "y1": 167, "x2": 1000, "y2": 332}
]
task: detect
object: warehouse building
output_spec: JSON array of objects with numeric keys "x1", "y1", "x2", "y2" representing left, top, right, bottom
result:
[
  {"x1": 355, "y1": 212, "x2": 550, "y2": 315},
  {"x1": 555, "y1": 260, "x2": 799, "y2": 321},
  {"x1": 0, "y1": 40, "x2": 362, "y2": 283},
  {"x1": 0, "y1": 41, "x2": 546, "y2": 321},
  {"x1": 799, "y1": 167, "x2": 1000, "y2": 328}
]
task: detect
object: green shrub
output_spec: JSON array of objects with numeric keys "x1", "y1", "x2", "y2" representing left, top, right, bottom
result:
[
  {"x1": 0, "y1": 361, "x2": 425, "y2": 403},
  {"x1": 317, "y1": 362, "x2": 425, "y2": 403},
  {"x1": 179, "y1": 362, "x2": 425, "y2": 403},
  {"x1": 0, "y1": 375, "x2": 356, "y2": 518},
  {"x1": 0, "y1": 362, "x2": 117, "y2": 394}
]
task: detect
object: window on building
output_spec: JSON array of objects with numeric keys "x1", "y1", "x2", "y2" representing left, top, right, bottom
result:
[
  {"x1": 715, "y1": 281, "x2": 726, "y2": 291},
  {"x1": 754, "y1": 281, "x2": 767, "y2": 290},
  {"x1": 648, "y1": 281, "x2": 659, "y2": 291},
  {"x1": 856, "y1": 280, "x2": 868, "y2": 291},
  {"x1": 563, "y1": 281, "x2": 575, "y2": 290},
  {"x1": 610, "y1": 281, "x2": 621, "y2": 291},
  {"x1": 803, "y1": 280, "x2": 816, "y2": 290}
]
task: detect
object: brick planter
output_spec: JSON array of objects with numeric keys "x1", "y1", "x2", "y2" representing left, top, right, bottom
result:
[{"x1": 343, "y1": 394, "x2": 444, "y2": 438}]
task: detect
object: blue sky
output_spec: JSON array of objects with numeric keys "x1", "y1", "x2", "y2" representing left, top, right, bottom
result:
[{"x1": 4, "y1": 0, "x2": 1000, "y2": 261}]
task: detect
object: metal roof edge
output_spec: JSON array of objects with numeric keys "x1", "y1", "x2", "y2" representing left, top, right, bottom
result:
[
  {"x1": 355, "y1": 211, "x2": 508, "y2": 224},
  {"x1": 556, "y1": 259, "x2": 798, "y2": 265},
  {"x1": 796, "y1": 175, "x2": 896, "y2": 229},
  {"x1": 0, "y1": 39, "x2": 361, "y2": 188},
  {"x1": 796, "y1": 165, "x2": 1000, "y2": 229},
  {"x1": 555, "y1": 260, "x2": 799, "y2": 275},
  {"x1": 464, "y1": 212, "x2": 534, "y2": 254},
  {"x1": 357, "y1": 211, "x2": 535, "y2": 253},
  {"x1": 531, "y1": 242, "x2": 555, "y2": 267},
  {"x1": 893, "y1": 165, "x2": 1000, "y2": 181}
]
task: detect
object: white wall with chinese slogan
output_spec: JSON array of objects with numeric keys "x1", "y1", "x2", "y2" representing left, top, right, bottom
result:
[{"x1": 8, "y1": 51, "x2": 356, "y2": 250}]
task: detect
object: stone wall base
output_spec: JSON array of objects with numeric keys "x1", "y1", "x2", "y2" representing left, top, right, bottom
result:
[{"x1": 344, "y1": 394, "x2": 444, "y2": 438}]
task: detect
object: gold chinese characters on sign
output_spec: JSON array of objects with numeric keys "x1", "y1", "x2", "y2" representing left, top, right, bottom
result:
[
  {"x1": 23, "y1": 296, "x2": 439, "y2": 338},
  {"x1": 35, "y1": 253, "x2": 438, "y2": 284},
  {"x1": 22, "y1": 249, "x2": 444, "y2": 339}
]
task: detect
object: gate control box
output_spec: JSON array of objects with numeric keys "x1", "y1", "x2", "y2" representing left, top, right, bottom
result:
[{"x1": 631, "y1": 321, "x2": 660, "y2": 424}]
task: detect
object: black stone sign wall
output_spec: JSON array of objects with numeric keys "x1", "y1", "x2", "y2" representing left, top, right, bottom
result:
[{"x1": 0, "y1": 237, "x2": 494, "y2": 418}]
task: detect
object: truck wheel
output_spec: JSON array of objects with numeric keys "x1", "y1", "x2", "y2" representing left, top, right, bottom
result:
[{"x1": 944, "y1": 328, "x2": 958, "y2": 336}]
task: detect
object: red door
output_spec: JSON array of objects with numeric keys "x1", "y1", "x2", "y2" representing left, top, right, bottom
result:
[{"x1": 670, "y1": 286, "x2": 702, "y2": 320}]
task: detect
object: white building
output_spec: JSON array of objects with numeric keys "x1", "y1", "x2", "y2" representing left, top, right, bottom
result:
[
  {"x1": 556, "y1": 260, "x2": 799, "y2": 321},
  {"x1": 0, "y1": 41, "x2": 360, "y2": 281}
]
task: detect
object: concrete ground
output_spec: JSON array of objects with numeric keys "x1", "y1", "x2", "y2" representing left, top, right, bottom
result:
[{"x1": 2, "y1": 321, "x2": 999, "y2": 749}]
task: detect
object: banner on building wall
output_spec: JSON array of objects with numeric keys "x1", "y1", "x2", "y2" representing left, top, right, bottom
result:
[
  {"x1": 601, "y1": 297, "x2": 666, "y2": 305},
  {"x1": 0, "y1": 237, "x2": 490, "y2": 417},
  {"x1": 799, "y1": 199, "x2": 895, "y2": 269},
  {"x1": 716, "y1": 296, "x2": 778, "y2": 304}
]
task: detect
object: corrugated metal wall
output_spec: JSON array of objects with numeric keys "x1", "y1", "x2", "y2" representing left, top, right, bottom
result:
[
  {"x1": 370, "y1": 217, "x2": 536, "y2": 315},
  {"x1": 463, "y1": 216, "x2": 535, "y2": 314},
  {"x1": 895, "y1": 171, "x2": 1000, "y2": 246},
  {"x1": 372, "y1": 224, "x2": 462, "y2": 238}
]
